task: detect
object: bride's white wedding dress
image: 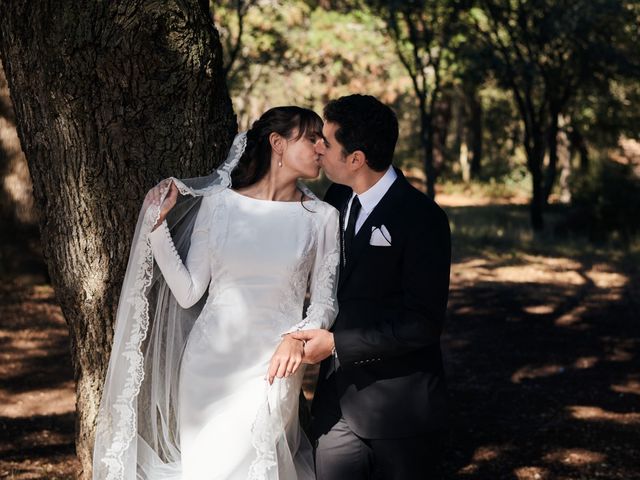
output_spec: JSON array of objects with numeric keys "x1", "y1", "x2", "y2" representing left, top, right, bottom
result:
[{"x1": 143, "y1": 188, "x2": 339, "y2": 479}]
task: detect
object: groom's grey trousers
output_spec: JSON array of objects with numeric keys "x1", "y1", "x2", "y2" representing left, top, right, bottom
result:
[{"x1": 312, "y1": 377, "x2": 444, "y2": 480}]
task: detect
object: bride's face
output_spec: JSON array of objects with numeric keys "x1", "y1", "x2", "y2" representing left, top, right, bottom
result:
[{"x1": 281, "y1": 128, "x2": 322, "y2": 179}]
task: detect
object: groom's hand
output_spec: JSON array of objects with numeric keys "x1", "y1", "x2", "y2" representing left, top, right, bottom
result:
[{"x1": 290, "y1": 330, "x2": 335, "y2": 364}]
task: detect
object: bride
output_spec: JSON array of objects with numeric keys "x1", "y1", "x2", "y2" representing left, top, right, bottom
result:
[{"x1": 92, "y1": 106, "x2": 340, "y2": 480}]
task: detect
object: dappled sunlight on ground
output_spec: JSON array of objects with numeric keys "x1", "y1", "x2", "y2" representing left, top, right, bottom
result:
[
  {"x1": 543, "y1": 448, "x2": 607, "y2": 466},
  {"x1": 511, "y1": 364, "x2": 567, "y2": 383},
  {"x1": 1, "y1": 203, "x2": 638, "y2": 478},
  {"x1": 0, "y1": 382, "x2": 75, "y2": 419},
  {"x1": 457, "y1": 444, "x2": 514, "y2": 474},
  {"x1": 513, "y1": 466, "x2": 551, "y2": 480},
  {"x1": 610, "y1": 377, "x2": 640, "y2": 396},
  {"x1": 510, "y1": 356, "x2": 602, "y2": 384},
  {"x1": 0, "y1": 260, "x2": 78, "y2": 479},
  {"x1": 452, "y1": 254, "x2": 629, "y2": 292},
  {"x1": 442, "y1": 203, "x2": 639, "y2": 479},
  {"x1": 568, "y1": 405, "x2": 640, "y2": 425}
]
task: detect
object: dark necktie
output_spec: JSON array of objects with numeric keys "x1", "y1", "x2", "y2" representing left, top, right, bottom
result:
[{"x1": 343, "y1": 196, "x2": 361, "y2": 265}]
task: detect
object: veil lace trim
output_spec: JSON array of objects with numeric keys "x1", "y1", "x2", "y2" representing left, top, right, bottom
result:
[
  {"x1": 95, "y1": 133, "x2": 247, "y2": 479},
  {"x1": 99, "y1": 205, "x2": 160, "y2": 479}
]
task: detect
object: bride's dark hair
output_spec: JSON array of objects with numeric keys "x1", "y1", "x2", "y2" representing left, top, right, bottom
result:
[{"x1": 231, "y1": 106, "x2": 323, "y2": 189}]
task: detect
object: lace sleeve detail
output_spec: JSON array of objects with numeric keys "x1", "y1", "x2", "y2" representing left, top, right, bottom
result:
[
  {"x1": 148, "y1": 197, "x2": 212, "y2": 309},
  {"x1": 283, "y1": 206, "x2": 340, "y2": 333}
]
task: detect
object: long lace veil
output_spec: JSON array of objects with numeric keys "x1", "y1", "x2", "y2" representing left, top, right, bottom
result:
[{"x1": 92, "y1": 133, "x2": 248, "y2": 480}]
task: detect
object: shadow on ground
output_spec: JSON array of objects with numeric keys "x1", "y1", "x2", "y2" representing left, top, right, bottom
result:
[
  {"x1": 0, "y1": 227, "x2": 78, "y2": 479},
  {"x1": 1, "y1": 204, "x2": 638, "y2": 479},
  {"x1": 441, "y1": 204, "x2": 640, "y2": 479}
]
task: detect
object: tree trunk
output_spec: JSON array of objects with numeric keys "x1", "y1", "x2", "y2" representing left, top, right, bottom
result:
[
  {"x1": 421, "y1": 111, "x2": 437, "y2": 199},
  {"x1": 432, "y1": 95, "x2": 452, "y2": 177},
  {"x1": 468, "y1": 91, "x2": 482, "y2": 179},
  {"x1": 459, "y1": 139, "x2": 471, "y2": 184},
  {"x1": 526, "y1": 133, "x2": 546, "y2": 231},
  {"x1": 543, "y1": 111, "x2": 560, "y2": 204},
  {"x1": 569, "y1": 124, "x2": 589, "y2": 172},
  {"x1": 530, "y1": 161, "x2": 545, "y2": 231},
  {"x1": 453, "y1": 95, "x2": 471, "y2": 183},
  {"x1": 0, "y1": 2, "x2": 236, "y2": 478},
  {"x1": 557, "y1": 126, "x2": 572, "y2": 203}
]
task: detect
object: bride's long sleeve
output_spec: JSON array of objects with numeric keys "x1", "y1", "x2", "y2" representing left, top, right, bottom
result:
[
  {"x1": 283, "y1": 206, "x2": 340, "y2": 334},
  {"x1": 148, "y1": 197, "x2": 212, "y2": 309}
]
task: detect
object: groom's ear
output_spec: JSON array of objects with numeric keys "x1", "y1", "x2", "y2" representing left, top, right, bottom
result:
[{"x1": 347, "y1": 150, "x2": 367, "y2": 171}]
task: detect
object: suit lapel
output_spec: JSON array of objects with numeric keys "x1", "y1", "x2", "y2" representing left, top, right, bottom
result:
[{"x1": 338, "y1": 170, "x2": 407, "y2": 291}]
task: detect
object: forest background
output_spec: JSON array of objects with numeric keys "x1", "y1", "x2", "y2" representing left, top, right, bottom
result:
[{"x1": 0, "y1": 0, "x2": 638, "y2": 479}]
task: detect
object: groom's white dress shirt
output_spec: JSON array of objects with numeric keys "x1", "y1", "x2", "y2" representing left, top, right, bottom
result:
[{"x1": 344, "y1": 165, "x2": 397, "y2": 234}]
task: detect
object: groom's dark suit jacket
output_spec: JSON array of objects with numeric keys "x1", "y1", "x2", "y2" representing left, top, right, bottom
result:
[{"x1": 312, "y1": 168, "x2": 451, "y2": 439}]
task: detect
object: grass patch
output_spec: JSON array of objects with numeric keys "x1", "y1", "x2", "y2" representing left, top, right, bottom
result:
[{"x1": 444, "y1": 203, "x2": 635, "y2": 264}]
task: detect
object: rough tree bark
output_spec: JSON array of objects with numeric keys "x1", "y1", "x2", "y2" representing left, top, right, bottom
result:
[{"x1": 0, "y1": 1, "x2": 236, "y2": 477}]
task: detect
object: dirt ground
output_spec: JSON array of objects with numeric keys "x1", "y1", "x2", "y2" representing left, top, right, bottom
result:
[{"x1": 1, "y1": 200, "x2": 638, "y2": 479}]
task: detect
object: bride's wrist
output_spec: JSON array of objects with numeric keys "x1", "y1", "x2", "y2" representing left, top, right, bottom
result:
[{"x1": 283, "y1": 334, "x2": 303, "y2": 344}]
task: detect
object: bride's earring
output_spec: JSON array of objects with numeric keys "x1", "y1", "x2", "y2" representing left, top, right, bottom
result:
[{"x1": 278, "y1": 158, "x2": 283, "y2": 168}]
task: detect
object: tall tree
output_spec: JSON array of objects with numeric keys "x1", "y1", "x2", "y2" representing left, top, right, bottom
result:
[
  {"x1": 472, "y1": 0, "x2": 635, "y2": 229},
  {"x1": 452, "y1": 17, "x2": 492, "y2": 180},
  {"x1": 211, "y1": 0, "x2": 303, "y2": 127},
  {"x1": 368, "y1": 0, "x2": 465, "y2": 198},
  {"x1": 0, "y1": 1, "x2": 236, "y2": 477}
]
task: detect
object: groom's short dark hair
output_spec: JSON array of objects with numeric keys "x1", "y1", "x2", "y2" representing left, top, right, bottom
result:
[{"x1": 324, "y1": 94, "x2": 398, "y2": 172}]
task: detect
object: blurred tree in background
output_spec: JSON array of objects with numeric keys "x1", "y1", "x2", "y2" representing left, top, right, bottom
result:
[
  {"x1": 210, "y1": 0, "x2": 638, "y2": 232},
  {"x1": 211, "y1": 0, "x2": 409, "y2": 127},
  {"x1": 366, "y1": 0, "x2": 466, "y2": 198},
  {"x1": 470, "y1": 0, "x2": 639, "y2": 229},
  {"x1": 4, "y1": 1, "x2": 636, "y2": 232}
]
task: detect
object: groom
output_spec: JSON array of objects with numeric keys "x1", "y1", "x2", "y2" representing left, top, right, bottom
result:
[{"x1": 292, "y1": 94, "x2": 451, "y2": 479}]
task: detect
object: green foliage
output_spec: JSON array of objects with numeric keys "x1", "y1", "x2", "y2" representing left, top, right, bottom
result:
[
  {"x1": 440, "y1": 170, "x2": 530, "y2": 200},
  {"x1": 560, "y1": 158, "x2": 640, "y2": 242},
  {"x1": 569, "y1": 78, "x2": 640, "y2": 149},
  {"x1": 476, "y1": 80, "x2": 523, "y2": 176},
  {"x1": 210, "y1": 0, "x2": 640, "y2": 232},
  {"x1": 212, "y1": 1, "x2": 407, "y2": 130}
]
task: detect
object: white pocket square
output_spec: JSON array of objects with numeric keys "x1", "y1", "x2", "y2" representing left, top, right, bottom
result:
[{"x1": 370, "y1": 225, "x2": 392, "y2": 246}]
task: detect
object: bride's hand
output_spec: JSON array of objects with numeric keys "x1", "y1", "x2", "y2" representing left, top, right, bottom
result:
[
  {"x1": 267, "y1": 335, "x2": 304, "y2": 384},
  {"x1": 146, "y1": 179, "x2": 179, "y2": 230}
]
